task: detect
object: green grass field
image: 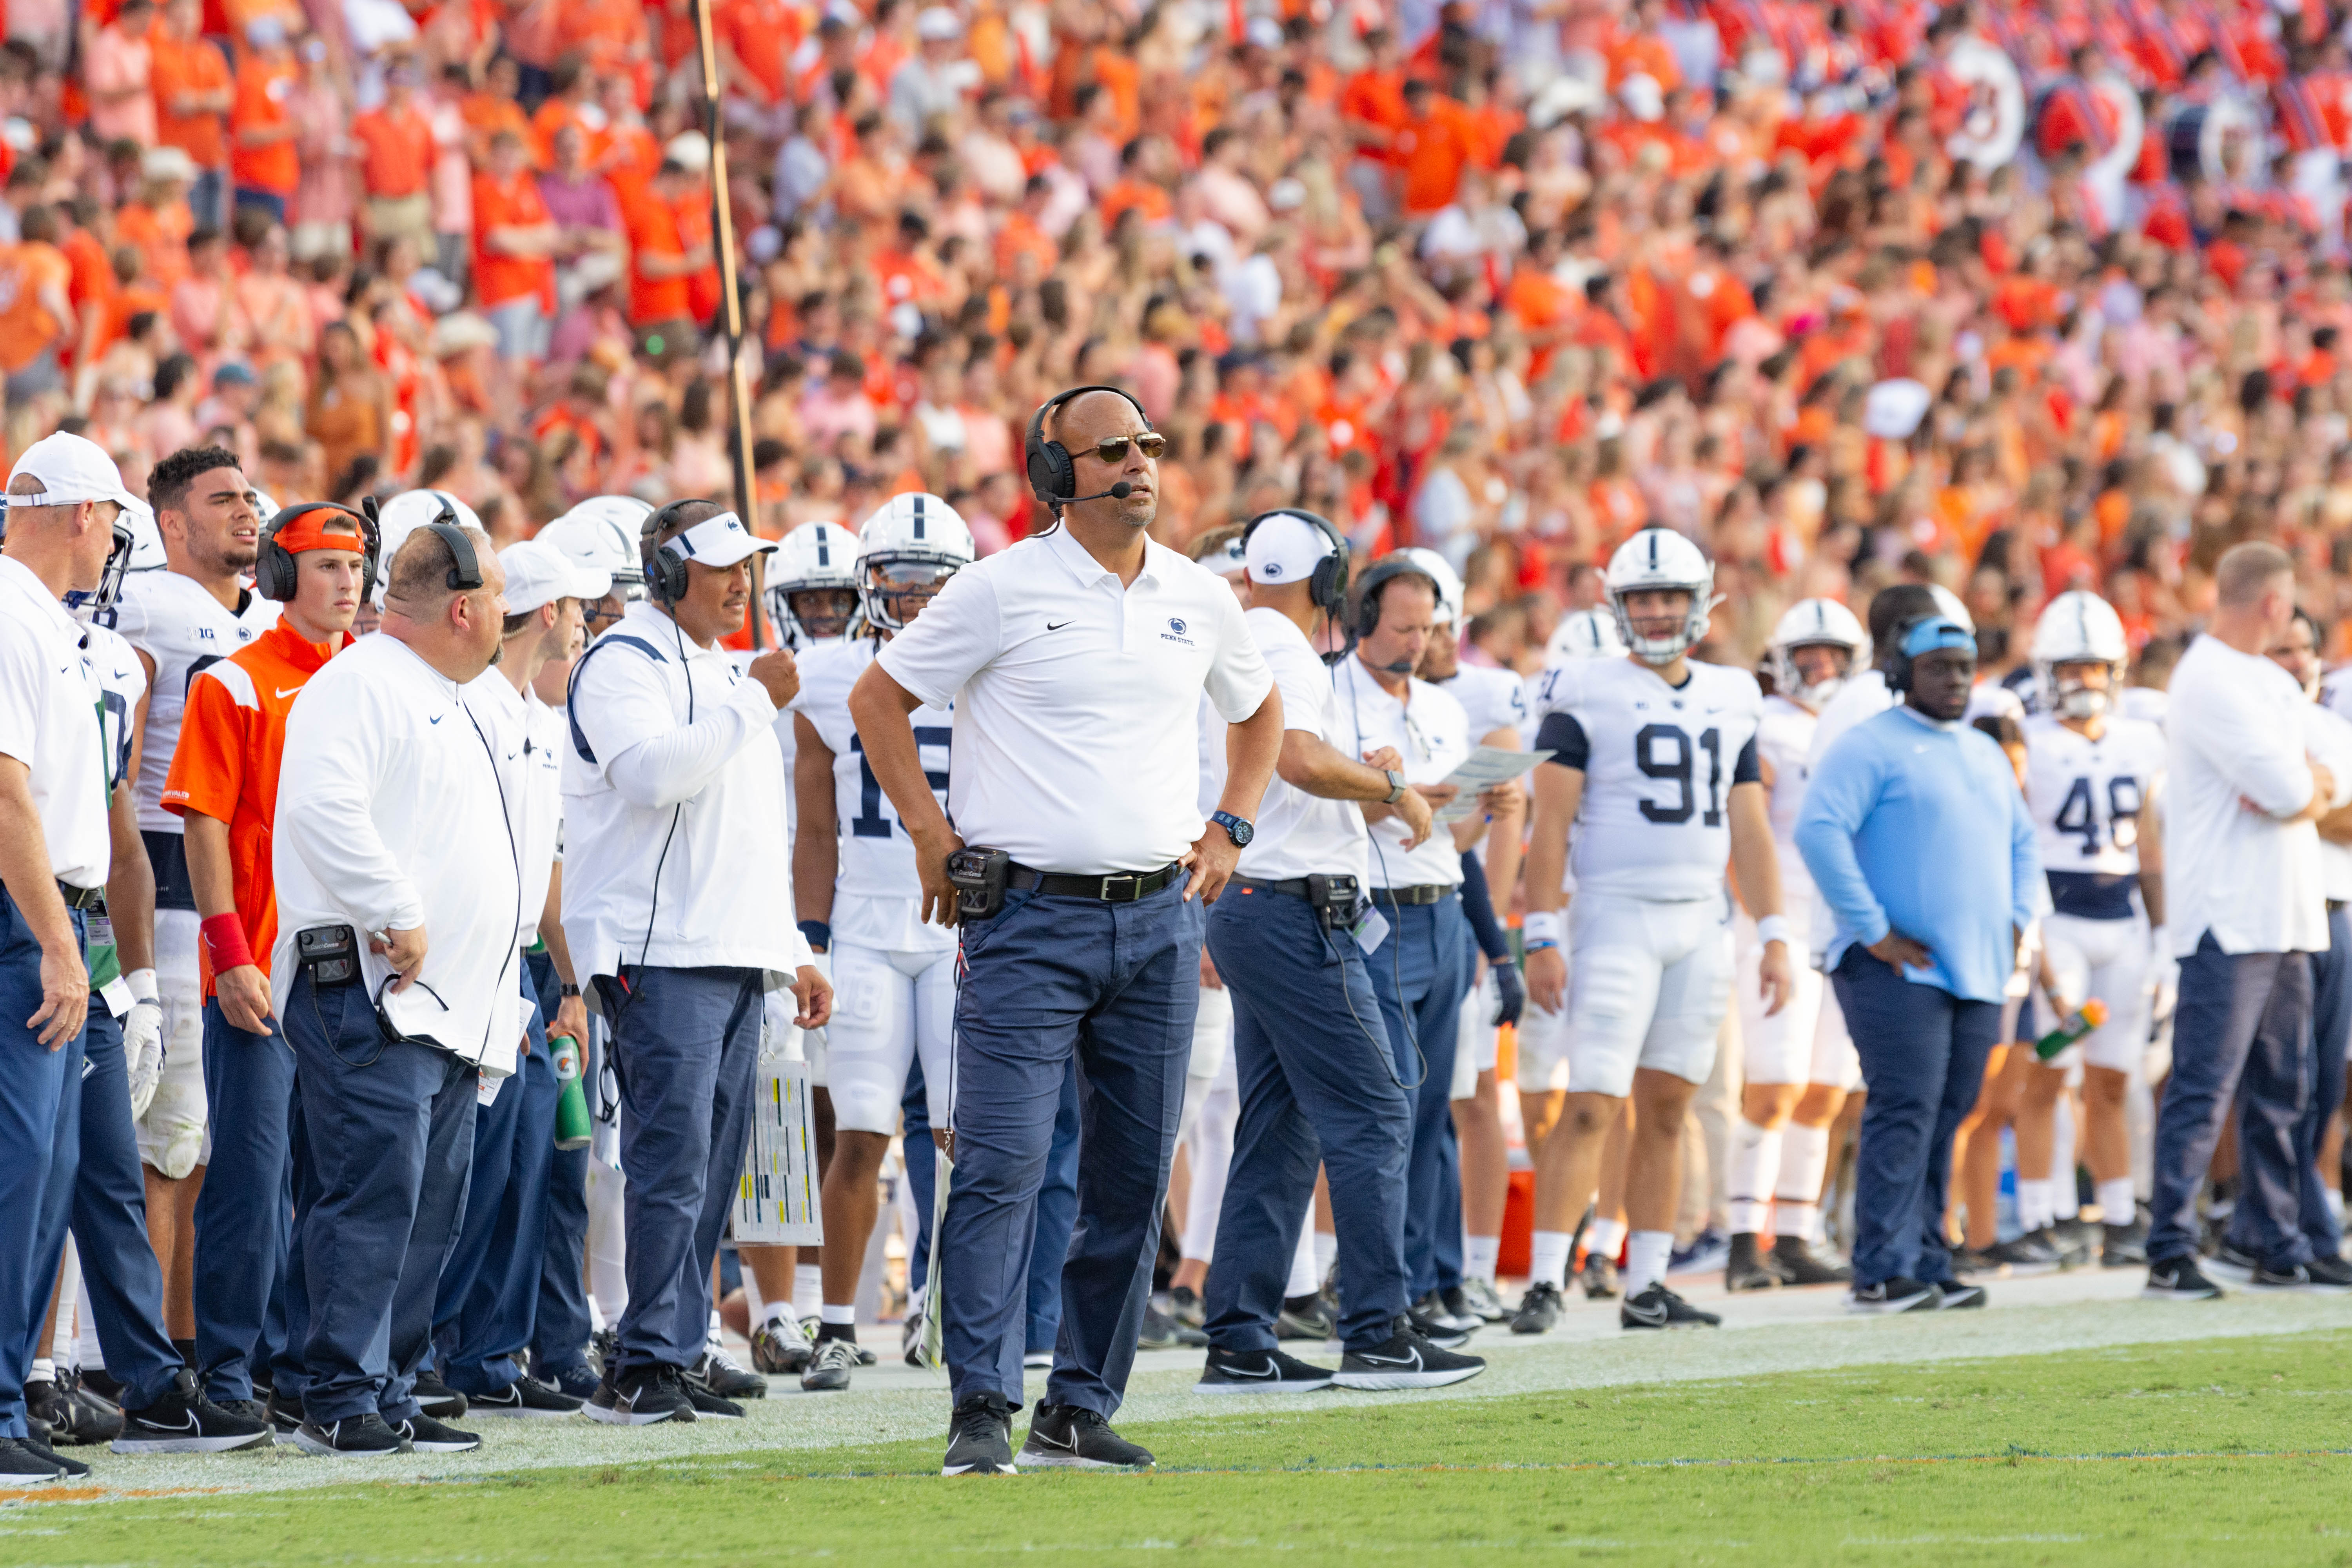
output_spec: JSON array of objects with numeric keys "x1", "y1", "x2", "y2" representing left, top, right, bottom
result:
[{"x1": 9, "y1": 1328, "x2": 2352, "y2": 1566}]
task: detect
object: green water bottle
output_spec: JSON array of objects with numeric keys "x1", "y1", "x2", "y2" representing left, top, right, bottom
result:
[
  {"x1": 2033, "y1": 999, "x2": 2107, "y2": 1062},
  {"x1": 551, "y1": 1034, "x2": 593, "y2": 1150}
]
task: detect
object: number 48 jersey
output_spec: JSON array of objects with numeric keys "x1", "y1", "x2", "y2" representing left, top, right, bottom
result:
[
  {"x1": 791, "y1": 637, "x2": 956, "y2": 955},
  {"x1": 2022, "y1": 713, "x2": 2164, "y2": 888},
  {"x1": 1532, "y1": 657, "x2": 1764, "y2": 903}
]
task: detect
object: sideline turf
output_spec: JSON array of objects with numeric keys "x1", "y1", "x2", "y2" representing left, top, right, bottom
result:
[{"x1": 11, "y1": 1329, "x2": 2352, "y2": 1566}]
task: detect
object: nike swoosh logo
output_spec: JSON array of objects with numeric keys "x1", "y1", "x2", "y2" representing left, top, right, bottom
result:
[
  {"x1": 1625, "y1": 1303, "x2": 1667, "y2": 1323},
  {"x1": 1030, "y1": 1430, "x2": 1074, "y2": 1448},
  {"x1": 1359, "y1": 1352, "x2": 1421, "y2": 1367},
  {"x1": 430, "y1": 715, "x2": 444, "y2": 724},
  {"x1": 1222, "y1": 1363, "x2": 1278, "y2": 1378},
  {"x1": 276, "y1": 686, "x2": 302, "y2": 699},
  {"x1": 1046, "y1": 620, "x2": 1074, "y2": 631},
  {"x1": 140, "y1": 1411, "x2": 200, "y2": 1433}
]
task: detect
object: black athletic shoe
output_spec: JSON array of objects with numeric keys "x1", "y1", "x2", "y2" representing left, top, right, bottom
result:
[
  {"x1": 1165, "y1": 1285, "x2": 1205, "y2": 1329},
  {"x1": 78, "y1": 1367, "x2": 125, "y2": 1404},
  {"x1": 1274, "y1": 1294, "x2": 1336, "y2": 1341},
  {"x1": 1020, "y1": 1402, "x2": 1155, "y2": 1468},
  {"x1": 265, "y1": 1389, "x2": 305, "y2": 1434},
  {"x1": 1437, "y1": 1286, "x2": 1488, "y2": 1328},
  {"x1": 1621, "y1": 1282, "x2": 1721, "y2": 1330},
  {"x1": 1414, "y1": 1290, "x2": 1480, "y2": 1335},
  {"x1": 1847, "y1": 1277, "x2": 1942, "y2": 1313},
  {"x1": 1510, "y1": 1280, "x2": 1563, "y2": 1335},
  {"x1": 29, "y1": 1372, "x2": 121, "y2": 1445},
  {"x1": 1332, "y1": 1319, "x2": 1486, "y2": 1390},
  {"x1": 1579, "y1": 1253, "x2": 1620, "y2": 1300},
  {"x1": 1137, "y1": 1305, "x2": 1207, "y2": 1351},
  {"x1": 1934, "y1": 1281, "x2": 1988, "y2": 1310},
  {"x1": 2143, "y1": 1256, "x2": 2225, "y2": 1301},
  {"x1": 0, "y1": 1436, "x2": 69, "y2": 1483},
  {"x1": 942, "y1": 1392, "x2": 1019, "y2": 1475},
  {"x1": 1769, "y1": 1234, "x2": 1854, "y2": 1285},
  {"x1": 113, "y1": 1368, "x2": 273, "y2": 1454},
  {"x1": 583, "y1": 1363, "x2": 697, "y2": 1426},
  {"x1": 17, "y1": 1436, "x2": 89, "y2": 1479},
  {"x1": 467, "y1": 1375, "x2": 583, "y2": 1419},
  {"x1": 588, "y1": 1328, "x2": 619, "y2": 1377},
  {"x1": 1456, "y1": 1277, "x2": 1510, "y2": 1323},
  {"x1": 1725, "y1": 1233, "x2": 1780, "y2": 1292},
  {"x1": 292, "y1": 1412, "x2": 412, "y2": 1458},
  {"x1": 410, "y1": 1371, "x2": 468, "y2": 1420},
  {"x1": 800, "y1": 1337, "x2": 859, "y2": 1392},
  {"x1": 1981, "y1": 1234, "x2": 2061, "y2": 1276},
  {"x1": 751, "y1": 1318, "x2": 814, "y2": 1375},
  {"x1": 2101, "y1": 1220, "x2": 2150, "y2": 1268},
  {"x1": 689, "y1": 1347, "x2": 768, "y2": 1400},
  {"x1": 2205, "y1": 1241, "x2": 2262, "y2": 1284},
  {"x1": 397, "y1": 1414, "x2": 481, "y2": 1453},
  {"x1": 1196, "y1": 1346, "x2": 1335, "y2": 1394},
  {"x1": 1948, "y1": 1246, "x2": 1995, "y2": 1277},
  {"x1": 1404, "y1": 1305, "x2": 1472, "y2": 1349},
  {"x1": 683, "y1": 1382, "x2": 745, "y2": 1419},
  {"x1": 2248, "y1": 1256, "x2": 2352, "y2": 1293},
  {"x1": 2033, "y1": 1221, "x2": 2094, "y2": 1269}
]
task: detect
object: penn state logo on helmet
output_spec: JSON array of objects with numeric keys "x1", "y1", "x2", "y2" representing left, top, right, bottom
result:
[
  {"x1": 766, "y1": 519, "x2": 864, "y2": 648},
  {"x1": 1543, "y1": 605, "x2": 1629, "y2": 664},
  {"x1": 1766, "y1": 597, "x2": 1868, "y2": 708},
  {"x1": 1603, "y1": 528, "x2": 1719, "y2": 665},
  {"x1": 856, "y1": 492, "x2": 976, "y2": 633},
  {"x1": 2030, "y1": 590, "x2": 2129, "y2": 720}
]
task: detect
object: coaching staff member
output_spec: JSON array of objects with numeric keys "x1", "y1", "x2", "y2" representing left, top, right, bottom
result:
[
  {"x1": 563, "y1": 501, "x2": 829, "y2": 1428},
  {"x1": 271, "y1": 522, "x2": 519, "y2": 1459},
  {"x1": 2143, "y1": 543, "x2": 2349, "y2": 1298},
  {"x1": 1797, "y1": 616, "x2": 2041, "y2": 1313},
  {"x1": 850, "y1": 386, "x2": 1280, "y2": 1475}
]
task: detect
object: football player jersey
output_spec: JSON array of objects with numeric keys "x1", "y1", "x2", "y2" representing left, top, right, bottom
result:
[
  {"x1": 2022, "y1": 713, "x2": 2165, "y2": 918},
  {"x1": 731, "y1": 636, "x2": 833, "y2": 855},
  {"x1": 1754, "y1": 694, "x2": 1818, "y2": 892},
  {"x1": 1433, "y1": 662, "x2": 1527, "y2": 744},
  {"x1": 791, "y1": 637, "x2": 955, "y2": 955},
  {"x1": 111, "y1": 569, "x2": 278, "y2": 835},
  {"x1": 82, "y1": 621, "x2": 147, "y2": 798},
  {"x1": 1533, "y1": 657, "x2": 1763, "y2": 904}
]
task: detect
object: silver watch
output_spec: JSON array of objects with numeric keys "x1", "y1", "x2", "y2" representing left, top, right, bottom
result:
[{"x1": 1383, "y1": 769, "x2": 1406, "y2": 804}]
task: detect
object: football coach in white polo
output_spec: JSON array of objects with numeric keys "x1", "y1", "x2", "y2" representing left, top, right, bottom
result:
[{"x1": 850, "y1": 385, "x2": 1281, "y2": 1475}]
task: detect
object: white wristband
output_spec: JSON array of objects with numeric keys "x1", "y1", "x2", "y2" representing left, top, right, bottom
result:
[
  {"x1": 126, "y1": 967, "x2": 158, "y2": 1004},
  {"x1": 1523, "y1": 910, "x2": 1565, "y2": 947},
  {"x1": 1755, "y1": 915, "x2": 1792, "y2": 949}
]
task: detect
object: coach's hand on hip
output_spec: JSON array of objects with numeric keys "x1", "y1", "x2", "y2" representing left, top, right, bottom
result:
[
  {"x1": 373, "y1": 922, "x2": 428, "y2": 991},
  {"x1": 1867, "y1": 929, "x2": 1932, "y2": 971}
]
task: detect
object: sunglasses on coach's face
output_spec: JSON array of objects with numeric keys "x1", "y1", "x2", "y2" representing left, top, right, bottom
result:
[{"x1": 1087, "y1": 433, "x2": 1166, "y2": 463}]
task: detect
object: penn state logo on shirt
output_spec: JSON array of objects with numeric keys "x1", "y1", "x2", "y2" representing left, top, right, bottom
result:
[{"x1": 1161, "y1": 616, "x2": 1194, "y2": 646}]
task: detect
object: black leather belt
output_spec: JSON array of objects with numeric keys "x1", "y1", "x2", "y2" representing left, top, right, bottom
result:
[
  {"x1": 1231, "y1": 876, "x2": 1315, "y2": 899},
  {"x1": 1373, "y1": 884, "x2": 1453, "y2": 906},
  {"x1": 57, "y1": 881, "x2": 105, "y2": 912},
  {"x1": 1008, "y1": 861, "x2": 1183, "y2": 902}
]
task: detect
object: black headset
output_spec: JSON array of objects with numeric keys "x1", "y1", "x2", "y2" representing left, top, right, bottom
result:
[
  {"x1": 638, "y1": 497, "x2": 711, "y2": 606},
  {"x1": 1023, "y1": 384, "x2": 1153, "y2": 514},
  {"x1": 1241, "y1": 508, "x2": 1351, "y2": 620},
  {"x1": 1350, "y1": 555, "x2": 1441, "y2": 642},
  {"x1": 256, "y1": 500, "x2": 381, "y2": 602}
]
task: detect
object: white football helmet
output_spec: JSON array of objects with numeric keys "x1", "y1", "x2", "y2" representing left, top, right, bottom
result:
[
  {"x1": 373, "y1": 488, "x2": 485, "y2": 603},
  {"x1": 2031, "y1": 589, "x2": 2129, "y2": 720},
  {"x1": 766, "y1": 519, "x2": 862, "y2": 648},
  {"x1": 1605, "y1": 527, "x2": 1719, "y2": 664},
  {"x1": 1767, "y1": 597, "x2": 1869, "y2": 709},
  {"x1": 1928, "y1": 581, "x2": 1974, "y2": 633},
  {"x1": 1544, "y1": 606, "x2": 1629, "y2": 663},
  {"x1": 856, "y1": 492, "x2": 975, "y2": 632},
  {"x1": 1399, "y1": 546, "x2": 1466, "y2": 627},
  {"x1": 540, "y1": 496, "x2": 653, "y2": 598}
]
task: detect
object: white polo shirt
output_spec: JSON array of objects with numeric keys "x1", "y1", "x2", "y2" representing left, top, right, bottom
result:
[
  {"x1": 464, "y1": 671, "x2": 566, "y2": 949},
  {"x1": 2163, "y1": 634, "x2": 2340, "y2": 956},
  {"x1": 1236, "y1": 608, "x2": 1367, "y2": 883},
  {"x1": 877, "y1": 525, "x2": 1274, "y2": 876},
  {"x1": 1332, "y1": 652, "x2": 1469, "y2": 889},
  {"x1": 2303, "y1": 700, "x2": 2352, "y2": 904},
  {"x1": 0, "y1": 555, "x2": 110, "y2": 889}
]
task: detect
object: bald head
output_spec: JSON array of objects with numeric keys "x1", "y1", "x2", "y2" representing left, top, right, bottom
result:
[
  {"x1": 1050, "y1": 388, "x2": 1158, "y2": 532},
  {"x1": 2215, "y1": 540, "x2": 2294, "y2": 610}
]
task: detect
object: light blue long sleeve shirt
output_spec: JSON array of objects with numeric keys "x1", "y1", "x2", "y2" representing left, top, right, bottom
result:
[{"x1": 1795, "y1": 705, "x2": 2043, "y2": 1004}]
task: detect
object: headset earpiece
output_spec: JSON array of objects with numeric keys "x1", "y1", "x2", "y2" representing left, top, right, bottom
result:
[
  {"x1": 639, "y1": 498, "x2": 707, "y2": 605},
  {"x1": 1240, "y1": 507, "x2": 1351, "y2": 621},
  {"x1": 1024, "y1": 385, "x2": 1154, "y2": 512},
  {"x1": 255, "y1": 501, "x2": 380, "y2": 603}
]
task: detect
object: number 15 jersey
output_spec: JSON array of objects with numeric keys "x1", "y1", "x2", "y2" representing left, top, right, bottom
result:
[{"x1": 1532, "y1": 656, "x2": 1764, "y2": 903}]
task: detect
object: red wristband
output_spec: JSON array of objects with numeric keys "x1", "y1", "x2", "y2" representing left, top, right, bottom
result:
[{"x1": 200, "y1": 912, "x2": 255, "y2": 973}]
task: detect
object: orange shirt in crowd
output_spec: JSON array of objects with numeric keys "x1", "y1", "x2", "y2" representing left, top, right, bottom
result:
[
  {"x1": 151, "y1": 29, "x2": 232, "y2": 170},
  {"x1": 0, "y1": 241, "x2": 72, "y2": 372},
  {"x1": 1100, "y1": 176, "x2": 1171, "y2": 228},
  {"x1": 162, "y1": 623, "x2": 353, "y2": 998},
  {"x1": 350, "y1": 101, "x2": 435, "y2": 198},
  {"x1": 461, "y1": 88, "x2": 534, "y2": 164},
  {"x1": 720, "y1": 0, "x2": 802, "y2": 104},
  {"x1": 116, "y1": 198, "x2": 193, "y2": 290},
  {"x1": 1396, "y1": 98, "x2": 1475, "y2": 215},
  {"x1": 472, "y1": 169, "x2": 556, "y2": 309},
  {"x1": 229, "y1": 51, "x2": 299, "y2": 194},
  {"x1": 1339, "y1": 67, "x2": 1408, "y2": 162},
  {"x1": 625, "y1": 187, "x2": 691, "y2": 324}
]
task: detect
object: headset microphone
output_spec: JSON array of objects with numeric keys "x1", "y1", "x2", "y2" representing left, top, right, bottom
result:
[
  {"x1": 1381, "y1": 658, "x2": 1415, "y2": 674},
  {"x1": 1064, "y1": 482, "x2": 1133, "y2": 505}
]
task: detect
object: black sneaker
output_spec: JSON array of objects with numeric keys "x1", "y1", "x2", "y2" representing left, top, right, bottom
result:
[
  {"x1": 1579, "y1": 1253, "x2": 1620, "y2": 1300},
  {"x1": 2205, "y1": 1241, "x2": 2262, "y2": 1284},
  {"x1": 2143, "y1": 1256, "x2": 2225, "y2": 1301},
  {"x1": 1405, "y1": 1304, "x2": 1472, "y2": 1349},
  {"x1": 1510, "y1": 1280, "x2": 1562, "y2": 1335},
  {"x1": 1196, "y1": 1346, "x2": 1335, "y2": 1394},
  {"x1": 1725, "y1": 1233, "x2": 1780, "y2": 1292},
  {"x1": 1935, "y1": 1281, "x2": 1988, "y2": 1309},
  {"x1": 1274, "y1": 1294, "x2": 1336, "y2": 1341},
  {"x1": 17, "y1": 1435, "x2": 89, "y2": 1479},
  {"x1": 1414, "y1": 1290, "x2": 1481, "y2": 1334},
  {"x1": 1137, "y1": 1304, "x2": 1207, "y2": 1351},
  {"x1": 2248, "y1": 1256, "x2": 2352, "y2": 1294},
  {"x1": 683, "y1": 1382, "x2": 745, "y2": 1419},
  {"x1": 78, "y1": 1367, "x2": 125, "y2": 1403},
  {"x1": 801, "y1": 1336, "x2": 859, "y2": 1392},
  {"x1": 1437, "y1": 1285, "x2": 1488, "y2": 1327},
  {"x1": 2033, "y1": 1222, "x2": 2094, "y2": 1269},
  {"x1": 1165, "y1": 1285, "x2": 1205, "y2": 1329},
  {"x1": 1949, "y1": 1246, "x2": 1995, "y2": 1276},
  {"x1": 1620, "y1": 1282, "x2": 1721, "y2": 1329},
  {"x1": 397, "y1": 1414, "x2": 481, "y2": 1453},
  {"x1": 0, "y1": 1436, "x2": 69, "y2": 1483},
  {"x1": 292, "y1": 1412, "x2": 412, "y2": 1458},
  {"x1": 1770, "y1": 1234, "x2": 1854, "y2": 1285},
  {"x1": 942, "y1": 1392, "x2": 1019, "y2": 1475},
  {"x1": 29, "y1": 1372, "x2": 121, "y2": 1445},
  {"x1": 1847, "y1": 1278, "x2": 1942, "y2": 1314},
  {"x1": 689, "y1": 1347, "x2": 768, "y2": 1400},
  {"x1": 2308, "y1": 1255, "x2": 2352, "y2": 1290},
  {"x1": 467, "y1": 1375, "x2": 583, "y2": 1419},
  {"x1": 2101, "y1": 1220, "x2": 2150, "y2": 1267},
  {"x1": 584, "y1": 1363, "x2": 697, "y2": 1426},
  {"x1": 1456, "y1": 1277, "x2": 1510, "y2": 1323},
  {"x1": 588, "y1": 1328, "x2": 619, "y2": 1377},
  {"x1": 1981, "y1": 1234, "x2": 2061, "y2": 1276},
  {"x1": 411, "y1": 1371, "x2": 468, "y2": 1420},
  {"x1": 1020, "y1": 1402, "x2": 1155, "y2": 1468},
  {"x1": 265, "y1": 1389, "x2": 305, "y2": 1434},
  {"x1": 752, "y1": 1318, "x2": 814, "y2": 1375},
  {"x1": 540, "y1": 1361, "x2": 602, "y2": 1400},
  {"x1": 114, "y1": 1368, "x2": 274, "y2": 1453},
  {"x1": 1332, "y1": 1318, "x2": 1486, "y2": 1390}
]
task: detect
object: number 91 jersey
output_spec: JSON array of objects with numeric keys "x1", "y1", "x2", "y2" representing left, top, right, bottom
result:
[
  {"x1": 2022, "y1": 714, "x2": 2164, "y2": 882},
  {"x1": 791, "y1": 638, "x2": 956, "y2": 955},
  {"x1": 1532, "y1": 657, "x2": 1764, "y2": 903}
]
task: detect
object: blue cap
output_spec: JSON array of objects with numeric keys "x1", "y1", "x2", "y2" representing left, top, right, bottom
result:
[{"x1": 1900, "y1": 616, "x2": 1976, "y2": 660}]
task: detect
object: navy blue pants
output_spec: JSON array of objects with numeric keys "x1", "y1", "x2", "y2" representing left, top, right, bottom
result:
[
  {"x1": 287, "y1": 969, "x2": 478, "y2": 1423},
  {"x1": 1205, "y1": 885, "x2": 1411, "y2": 1351},
  {"x1": 1363, "y1": 892, "x2": 1470, "y2": 1300},
  {"x1": 604, "y1": 965, "x2": 762, "y2": 1372},
  {"x1": 2149, "y1": 933, "x2": 2317, "y2": 1267},
  {"x1": 526, "y1": 949, "x2": 592, "y2": 1379},
  {"x1": 1831, "y1": 947, "x2": 2000, "y2": 1289},
  {"x1": 32, "y1": 1010, "x2": 180, "y2": 1411},
  {"x1": 0, "y1": 891, "x2": 73, "y2": 1438},
  {"x1": 943, "y1": 878, "x2": 1200, "y2": 1414},
  {"x1": 191, "y1": 999, "x2": 299, "y2": 1401},
  {"x1": 434, "y1": 967, "x2": 559, "y2": 1394},
  {"x1": 903, "y1": 1056, "x2": 1080, "y2": 1357},
  {"x1": 268, "y1": 1091, "x2": 317, "y2": 1400}
]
